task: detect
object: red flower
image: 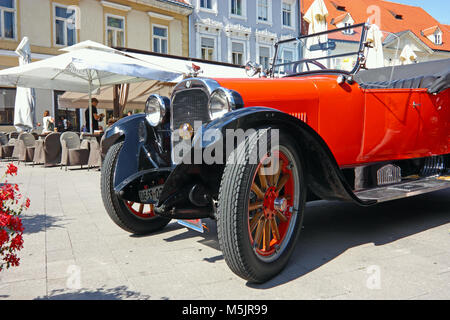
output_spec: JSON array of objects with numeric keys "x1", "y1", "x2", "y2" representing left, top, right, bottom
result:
[
  {"x1": 6, "y1": 163, "x2": 18, "y2": 176},
  {"x1": 10, "y1": 234, "x2": 23, "y2": 251},
  {"x1": 0, "y1": 229, "x2": 9, "y2": 246},
  {"x1": 8, "y1": 216, "x2": 24, "y2": 233},
  {"x1": 0, "y1": 214, "x2": 11, "y2": 228},
  {"x1": 0, "y1": 163, "x2": 26, "y2": 272}
]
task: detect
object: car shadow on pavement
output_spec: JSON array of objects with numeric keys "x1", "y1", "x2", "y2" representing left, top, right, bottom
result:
[
  {"x1": 35, "y1": 285, "x2": 150, "y2": 300},
  {"x1": 21, "y1": 214, "x2": 63, "y2": 234},
  {"x1": 249, "y1": 189, "x2": 450, "y2": 289},
  {"x1": 124, "y1": 189, "x2": 449, "y2": 288}
]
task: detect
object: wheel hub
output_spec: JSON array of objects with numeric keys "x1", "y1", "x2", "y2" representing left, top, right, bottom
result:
[{"x1": 263, "y1": 187, "x2": 288, "y2": 220}]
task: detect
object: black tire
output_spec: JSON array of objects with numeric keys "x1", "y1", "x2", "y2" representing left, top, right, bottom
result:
[
  {"x1": 217, "y1": 128, "x2": 306, "y2": 283},
  {"x1": 101, "y1": 141, "x2": 171, "y2": 234}
]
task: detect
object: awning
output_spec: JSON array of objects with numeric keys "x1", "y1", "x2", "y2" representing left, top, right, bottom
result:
[{"x1": 58, "y1": 80, "x2": 174, "y2": 110}]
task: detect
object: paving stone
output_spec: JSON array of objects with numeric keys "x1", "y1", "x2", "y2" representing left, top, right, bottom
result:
[{"x1": 2, "y1": 164, "x2": 449, "y2": 300}]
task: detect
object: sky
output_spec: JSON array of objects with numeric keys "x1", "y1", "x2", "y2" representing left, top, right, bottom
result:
[{"x1": 389, "y1": 0, "x2": 450, "y2": 24}]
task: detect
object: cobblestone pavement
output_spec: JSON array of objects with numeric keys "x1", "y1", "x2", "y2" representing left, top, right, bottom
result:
[{"x1": 0, "y1": 163, "x2": 449, "y2": 300}]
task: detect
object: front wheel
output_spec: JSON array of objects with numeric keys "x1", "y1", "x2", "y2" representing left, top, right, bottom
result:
[
  {"x1": 101, "y1": 141, "x2": 171, "y2": 235},
  {"x1": 217, "y1": 129, "x2": 306, "y2": 283}
]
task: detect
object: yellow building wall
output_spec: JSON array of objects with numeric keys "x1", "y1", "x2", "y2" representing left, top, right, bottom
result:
[
  {"x1": 0, "y1": 0, "x2": 190, "y2": 68},
  {"x1": 0, "y1": 0, "x2": 191, "y2": 130}
]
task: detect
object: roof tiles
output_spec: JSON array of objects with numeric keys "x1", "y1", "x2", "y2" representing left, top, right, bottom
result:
[{"x1": 301, "y1": 0, "x2": 450, "y2": 51}]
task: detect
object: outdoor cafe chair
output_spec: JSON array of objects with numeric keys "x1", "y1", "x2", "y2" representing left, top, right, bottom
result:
[
  {"x1": 87, "y1": 139, "x2": 102, "y2": 170},
  {"x1": 33, "y1": 132, "x2": 61, "y2": 167},
  {"x1": 60, "y1": 132, "x2": 89, "y2": 171},
  {"x1": 0, "y1": 132, "x2": 13, "y2": 159},
  {"x1": 16, "y1": 132, "x2": 37, "y2": 164}
]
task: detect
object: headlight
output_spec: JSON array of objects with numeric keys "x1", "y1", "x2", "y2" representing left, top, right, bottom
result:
[
  {"x1": 145, "y1": 94, "x2": 169, "y2": 127},
  {"x1": 209, "y1": 88, "x2": 235, "y2": 120}
]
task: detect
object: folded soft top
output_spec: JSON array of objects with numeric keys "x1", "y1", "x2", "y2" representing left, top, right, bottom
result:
[{"x1": 355, "y1": 58, "x2": 450, "y2": 94}]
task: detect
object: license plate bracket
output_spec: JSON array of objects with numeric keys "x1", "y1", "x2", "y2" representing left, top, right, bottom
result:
[{"x1": 138, "y1": 185, "x2": 164, "y2": 204}]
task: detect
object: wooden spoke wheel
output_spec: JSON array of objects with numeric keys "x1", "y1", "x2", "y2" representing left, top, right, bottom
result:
[
  {"x1": 101, "y1": 141, "x2": 171, "y2": 235},
  {"x1": 124, "y1": 201, "x2": 156, "y2": 219},
  {"x1": 248, "y1": 150, "x2": 297, "y2": 261},
  {"x1": 218, "y1": 129, "x2": 306, "y2": 283}
]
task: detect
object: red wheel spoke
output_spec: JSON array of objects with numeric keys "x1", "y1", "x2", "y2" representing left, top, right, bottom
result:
[
  {"x1": 249, "y1": 201, "x2": 264, "y2": 212},
  {"x1": 258, "y1": 168, "x2": 268, "y2": 190},
  {"x1": 271, "y1": 219, "x2": 280, "y2": 241},
  {"x1": 263, "y1": 220, "x2": 271, "y2": 251},
  {"x1": 254, "y1": 220, "x2": 264, "y2": 248},
  {"x1": 273, "y1": 160, "x2": 283, "y2": 188},
  {"x1": 276, "y1": 174, "x2": 290, "y2": 193},
  {"x1": 251, "y1": 183, "x2": 265, "y2": 200},
  {"x1": 275, "y1": 209, "x2": 288, "y2": 223},
  {"x1": 250, "y1": 211, "x2": 263, "y2": 232}
]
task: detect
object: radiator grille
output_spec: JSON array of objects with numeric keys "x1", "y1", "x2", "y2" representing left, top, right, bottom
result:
[
  {"x1": 171, "y1": 88, "x2": 210, "y2": 163},
  {"x1": 171, "y1": 89, "x2": 210, "y2": 131}
]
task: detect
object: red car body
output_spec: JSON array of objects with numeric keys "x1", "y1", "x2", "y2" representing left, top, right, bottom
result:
[
  {"x1": 101, "y1": 22, "x2": 450, "y2": 283},
  {"x1": 216, "y1": 77, "x2": 449, "y2": 168}
]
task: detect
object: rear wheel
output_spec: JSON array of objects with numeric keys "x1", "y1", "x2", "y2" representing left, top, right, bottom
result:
[
  {"x1": 101, "y1": 141, "x2": 171, "y2": 234},
  {"x1": 217, "y1": 129, "x2": 306, "y2": 283}
]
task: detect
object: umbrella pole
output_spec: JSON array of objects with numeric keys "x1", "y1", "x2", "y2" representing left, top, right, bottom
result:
[{"x1": 88, "y1": 77, "x2": 93, "y2": 134}]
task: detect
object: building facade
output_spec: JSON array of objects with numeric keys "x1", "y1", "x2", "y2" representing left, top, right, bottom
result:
[
  {"x1": 300, "y1": 0, "x2": 450, "y2": 67},
  {"x1": 189, "y1": 0, "x2": 300, "y2": 69},
  {"x1": 0, "y1": 0, "x2": 192, "y2": 131}
]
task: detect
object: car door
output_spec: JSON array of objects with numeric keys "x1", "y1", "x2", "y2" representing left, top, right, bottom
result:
[{"x1": 359, "y1": 88, "x2": 422, "y2": 163}]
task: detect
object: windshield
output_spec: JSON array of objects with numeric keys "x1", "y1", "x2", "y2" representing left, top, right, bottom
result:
[{"x1": 272, "y1": 23, "x2": 367, "y2": 76}]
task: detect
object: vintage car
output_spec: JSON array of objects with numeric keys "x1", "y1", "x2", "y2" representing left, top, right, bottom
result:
[{"x1": 100, "y1": 23, "x2": 450, "y2": 283}]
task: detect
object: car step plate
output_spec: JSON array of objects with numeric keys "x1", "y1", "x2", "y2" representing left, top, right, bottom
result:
[
  {"x1": 177, "y1": 219, "x2": 205, "y2": 233},
  {"x1": 356, "y1": 176, "x2": 450, "y2": 203}
]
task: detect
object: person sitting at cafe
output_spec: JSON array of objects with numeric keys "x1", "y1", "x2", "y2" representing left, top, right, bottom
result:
[
  {"x1": 107, "y1": 117, "x2": 118, "y2": 128},
  {"x1": 37, "y1": 110, "x2": 55, "y2": 134}
]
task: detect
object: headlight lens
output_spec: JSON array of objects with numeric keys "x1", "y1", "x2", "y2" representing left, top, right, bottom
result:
[
  {"x1": 209, "y1": 88, "x2": 233, "y2": 120},
  {"x1": 145, "y1": 94, "x2": 168, "y2": 127}
]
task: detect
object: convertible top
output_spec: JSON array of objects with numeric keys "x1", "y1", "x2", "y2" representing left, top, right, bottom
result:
[{"x1": 355, "y1": 58, "x2": 450, "y2": 94}]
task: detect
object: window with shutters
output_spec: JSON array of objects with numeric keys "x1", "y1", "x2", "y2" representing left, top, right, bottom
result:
[
  {"x1": 106, "y1": 14, "x2": 125, "y2": 47},
  {"x1": 282, "y1": 2, "x2": 292, "y2": 28},
  {"x1": 54, "y1": 3, "x2": 77, "y2": 46},
  {"x1": 153, "y1": 25, "x2": 168, "y2": 54},
  {"x1": 200, "y1": 0, "x2": 212, "y2": 9},
  {"x1": 0, "y1": 0, "x2": 16, "y2": 40},
  {"x1": 259, "y1": 45, "x2": 271, "y2": 70},
  {"x1": 231, "y1": 41, "x2": 245, "y2": 65},
  {"x1": 257, "y1": 0, "x2": 268, "y2": 22},
  {"x1": 201, "y1": 37, "x2": 215, "y2": 61}
]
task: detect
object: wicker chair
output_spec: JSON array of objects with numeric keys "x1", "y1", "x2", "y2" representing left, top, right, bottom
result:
[
  {"x1": 33, "y1": 132, "x2": 62, "y2": 167},
  {"x1": 16, "y1": 133, "x2": 36, "y2": 163},
  {"x1": 0, "y1": 133, "x2": 10, "y2": 159},
  {"x1": 60, "y1": 132, "x2": 89, "y2": 170},
  {"x1": 87, "y1": 139, "x2": 102, "y2": 169}
]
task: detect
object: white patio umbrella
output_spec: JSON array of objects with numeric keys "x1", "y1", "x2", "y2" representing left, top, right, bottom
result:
[
  {"x1": 58, "y1": 80, "x2": 175, "y2": 110},
  {"x1": 13, "y1": 37, "x2": 36, "y2": 132},
  {"x1": 400, "y1": 44, "x2": 417, "y2": 65},
  {"x1": 365, "y1": 24, "x2": 385, "y2": 69},
  {"x1": 303, "y1": 0, "x2": 329, "y2": 69},
  {"x1": 0, "y1": 41, "x2": 182, "y2": 133}
]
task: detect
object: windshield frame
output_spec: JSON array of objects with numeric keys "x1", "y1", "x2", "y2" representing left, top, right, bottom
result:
[{"x1": 271, "y1": 22, "x2": 369, "y2": 77}]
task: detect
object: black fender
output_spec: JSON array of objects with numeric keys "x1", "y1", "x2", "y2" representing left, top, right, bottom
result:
[
  {"x1": 101, "y1": 114, "x2": 172, "y2": 197},
  {"x1": 158, "y1": 107, "x2": 375, "y2": 209}
]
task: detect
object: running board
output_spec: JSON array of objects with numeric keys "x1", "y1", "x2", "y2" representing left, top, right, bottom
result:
[{"x1": 355, "y1": 176, "x2": 450, "y2": 203}]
